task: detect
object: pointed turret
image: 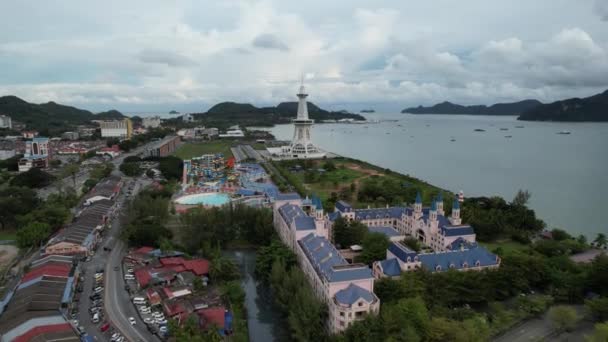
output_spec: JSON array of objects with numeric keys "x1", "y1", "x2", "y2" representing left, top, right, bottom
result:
[
  {"x1": 430, "y1": 197, "x2": 438, "y2": 222},
  {"x1": 414, "y1": 191, "x2": 422, "y2": 215},
  {"x1": 450, "y1": 198, "x2": 461, "y2": 225},
  {"x1": 436, "y1": 192, "x2": 444, "y2": 216}
]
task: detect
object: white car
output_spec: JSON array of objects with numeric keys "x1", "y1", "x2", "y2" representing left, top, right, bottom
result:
[
  {"x1": 127, "y1": 268, "x2": 134, "y2": 273},
  {"x1": 129, "y1": 317, "x2": 136, "y2": 325},
  {"x1": 156, "y1": 318, "x2": 167, "y2": 325},
  {"x1": 143, "y1": 317, "x2": 154, "y2": 324},
  {"x1": 139, "y1": 306, "x2": 151, "y2": 314}
]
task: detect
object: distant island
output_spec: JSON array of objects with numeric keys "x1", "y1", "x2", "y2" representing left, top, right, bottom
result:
[
  {"x1": 360, "y1": 109, "x2": 375, "y2": 113},
  {"x1": 518, "y1": 89, "x2": 608, "y2": 122},
  {"x1": 169, "y1": 110, "x2": 180, "y2": 114},
  {"x1": 0, "y1": 95, "x2": 126, "y2": 135},
  {"x1": 191, "y1": 101, "x2": 365, "y2": 127},
  {"x1": 402, "y1": 99, "x2": 542, "y2": 116}
]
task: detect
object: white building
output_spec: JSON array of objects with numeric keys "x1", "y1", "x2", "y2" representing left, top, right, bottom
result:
[
  {"x1": 273, "y1": 193, "x2": 380, "y2": 333},
  {"x1": 0, "y1": 115, "x2": 12, "y2": 129},
  {"x1": 267, "y1": 82, "x2": 326, "y2": 159},
  {"x1": 218, "y1": 129, "x2": 245, "y2": 138},
  {"x1": 142, "y1": 116, "x2": 162, "y2": 128},
  {"x1": 100, "y1": 119, "x2": 132, "y2": 139}
]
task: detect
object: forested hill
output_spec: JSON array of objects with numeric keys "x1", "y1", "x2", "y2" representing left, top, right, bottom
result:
[
  {"x1": 518, "y1": 89, "x2": 608, "y2": 122},
  {"x1": 402, "y1": 99, "x2": 542, "y2": 115},
  {"x1": 195, "y1": 101, "x2": 365, "y2": 126},
  {"x1": 0, "y1": 95, "x2": 126, "y2": 134}
]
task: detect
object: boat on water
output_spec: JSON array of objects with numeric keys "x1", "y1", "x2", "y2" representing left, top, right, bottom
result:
[
  {"x1": 515, "y1": 125, "x2": 524, "y2": 128},
  {"x1": 474, "y1": 129, "x2": 486, "y2": 132},
  {"x1": 450, "y1": 138, "x2": 456, "y2": 142},
  {"x1": 557, "y1": 130, "x2": 571, "y2": 135},
  {"x1": 500, "y1": 128, "x2": 509, "y2": 131},
  {"x1": 504, "y1": 135, "x2": 512, "y2": 138}
]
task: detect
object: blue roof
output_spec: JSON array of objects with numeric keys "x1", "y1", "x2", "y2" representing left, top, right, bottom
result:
[
  {"x1": 335, "y1": 200, "x2": 352, "y2": 212},
  {"x1": 441, "y1": 225, "x2": 474, "y2": 236},
  {"x1": 437, "y1": 192, "x2": 443, "y2": 202},
  {"x1": 368, "y1": 226, "x2": 400, "y2": 238},
  {"x1": 418, "y1": 246, "x2": 499, "y2": 272},
  {"x1": 379, "y1": 258, "x2": 402, "y2": 277},
  {"x1": 334, "y1": 284, "x2": 375, "y2": 305},
  {"x1": 430, "y1": 199, "x2": 437, "y2": 211},
  {"x1": 388, "y1": 242, "x2": 418, "y2": 262},
  {"x1": 236, "y1": 188, "x2": 257, "y2": 196},
  {"x1": 355, "y1": 207, "x2": 404, "y2": 220},
  {"x1": 415, "y1": 192, "x2": 422, "y2": 204},
  {"x1": 298, "y1": 233, "x2": 373, "y2": 283},
  {"x1": 61, "y1": 276, "x2": 75, "y2": 304},
  {"x1": 328, "y1": 211, "x2": 341, "y2": 222},
  {"x1": 278, "y1": 203, "x2": 313, "y2": 230},
  {"x1": 453, "y1": 198, "x2": 460, "y2": 209},
  {"x1": 275, "y1": 192, "x2": 301, "y2": 201},
  {"x1": 448, "y1": 237, "x2": 477, "y2": 250},
  {"x1": 311, "y1": 195, "x2": 323, "y2": 210},
  {"x1": 294, "y1": 216, "x2": 316, "y2": 231}
]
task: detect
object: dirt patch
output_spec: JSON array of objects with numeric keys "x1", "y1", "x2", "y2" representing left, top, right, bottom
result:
[{"x1": 0, "y1": 245, "x2": 19, "y2": 270}]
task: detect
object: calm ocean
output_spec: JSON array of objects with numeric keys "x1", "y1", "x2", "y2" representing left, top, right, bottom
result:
[{"x1": 267, "y1": 113, "x2": 608, "y2": 238}]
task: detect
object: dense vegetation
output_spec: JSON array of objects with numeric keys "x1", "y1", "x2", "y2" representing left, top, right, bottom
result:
[
  {"x1": 192, "y1": 101, "x2": 365, "y2": 128},
  {"x1": 122, "y1": 187, "x2": 174, "y2": 247},
  {"x1": 403, "y1": 99, "x2": 542, "y2": 115},
  {"x1": 0, "y1": 95, "x2": 126, "y2": 135},
  {"x1": 256, "y1": 240, "x2": 328, "y2": 341},
  {"x1": 518, "y1": 89, "x2": 608, "y2": 122},
  {"x1": 9, "y1": 168, "x2": 55, "y2": 188}
]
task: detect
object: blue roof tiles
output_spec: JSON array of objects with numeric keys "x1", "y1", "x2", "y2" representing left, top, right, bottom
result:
[
  {"x1": 328, "y1": 211, "x2": 341, "y2": 222},
  {"x1": 298, "y1": 233, "x2": 373, "y2": 283},
  {"x1": 278, "y1": 203, "x2": 315, "y2": 230},
  {"x1": 441, "y1": 225, "x2": 475, "y2": 236},
  {"x1": 311, "y1": 195, "x2": 323, "y2": 210},
  {"x1": 379, "y1": 258, "x2": 402, "y2": 277},
  {"x1": 294, "y1": 216, "x2": 316, "y2": 231},
  {"x1": 436, "y1": 192, "x2": 443, "y2": 202},
  {"x1": 453, "y1": 198, "x2": 460, "y2": 209},
  {"x1": 415, "y1": 191, "x2": 422, "y2": 204},
  {"x1": 335, "y1": 200, "x2": 352, "y2": 212},
  {"x1": 418, "y1": 246, "x2": 498, "y2": 271},
  {"x1": 334, "y1": 284, "x2": 375, "y2": 305},
  {"x1": 388, "y1": 242, "x2": 418, "y2": 262},
  {"x1": 368, "y1": 226, "x2": 400, "y2": 238},
  {"x1": 354, "y1": 207, "x2": 404, "y2": 220},
  {"x1": 276, "y1": 192, "x2": 301, "y2": 201}
]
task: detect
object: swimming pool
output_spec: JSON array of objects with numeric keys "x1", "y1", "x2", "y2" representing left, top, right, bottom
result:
[{"x1": 174, "y1": 193, "x2": 231, "y2": 206}]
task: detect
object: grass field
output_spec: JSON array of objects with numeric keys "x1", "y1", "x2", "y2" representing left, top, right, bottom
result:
[
  {"x1": 174, "y1": 141, "x2": 235, "y2": 160},
  {"x1": 480, "y1": 239, "x2": 529, "y2": 255}
]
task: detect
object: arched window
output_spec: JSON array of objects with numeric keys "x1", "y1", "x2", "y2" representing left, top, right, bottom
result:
[
  {"x1": 407, "y1": 257, "x2": 411, "y2": 263},
  {"x1": 449, "y1": 263, "x2": 455, "y2": 269}
]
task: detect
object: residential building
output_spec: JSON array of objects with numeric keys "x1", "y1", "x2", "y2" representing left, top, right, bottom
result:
[
  {"x1": 0, "y1": 115, "x2": 12, "y2": 129},
  {"x1": 218, "y1": 129, "x2": 245, "y2": 138},
  {"x1": 0, "y1": 256, "x2": 79, "y2": 342},
  {"x1": 61, "y1": 131, "x2": 79, "y2": 140},
  {"x1": 22, "y1": 131, "x2": 38, "y2": 139},
  {"x1": 273, "y1": 194, "x2": 380, "y2": 333},
  {"x1": 96, "y1": 144, "x2": 121, "y2": 158},
  {"x1": 142, "y1": 116, "x2": 162, "y2": 128},
  {"x1": 77, "y1": 125, "x2": 96, "y2": 137},
  {"x1": 142, "y1": 135, "x2": 180, "y2": 158},
  {"x1": 100, "y1": 118, "x2": 133, "y2": 139},
  {"x1": 18, "y1": 137, "x2": 50, "y2": 172}
]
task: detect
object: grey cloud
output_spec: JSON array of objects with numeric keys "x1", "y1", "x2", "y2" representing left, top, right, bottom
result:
[
  {"x1": 138, "y1": 49, "x2": 196, "y2": 67},
  {"x1": 252, "y1": 34, "x2": 289, "y2": 51},
  {"x1": 594, "y1": 0, "x2": 608, "y2": 21}
]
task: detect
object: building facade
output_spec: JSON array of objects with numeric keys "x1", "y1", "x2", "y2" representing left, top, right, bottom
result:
[
  {"x1": 273, "y1": 194, "x2": 380, "y2": 333},
  {"x1": 142, "y1": 116, "x2": 162, "y2": 128},
  {"x1": 100, "y1": 118, "x2": 133, "y2": 139},
  {"x1": 18, "y1": 137, "x2": 50, "y2": 172},
  {"x1": 0, "y1": 115, "x2": 12, "y2": 129},
  {"x1": 142, "y1": 135, "x2": 180, "y2": 158}
]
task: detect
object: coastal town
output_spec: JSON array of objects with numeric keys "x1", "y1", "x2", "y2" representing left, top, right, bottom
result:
[{"x1": 0, "y1": 82, "x2": 606, "y2": 342}]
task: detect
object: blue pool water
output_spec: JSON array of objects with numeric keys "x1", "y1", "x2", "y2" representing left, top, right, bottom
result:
[{"x1": 174, "y1": 193, "x2": 231, "y2": 206}]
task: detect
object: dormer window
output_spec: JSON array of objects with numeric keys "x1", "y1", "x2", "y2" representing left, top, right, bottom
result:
[
  {"x1": 462, "y1": 262, "x2": 468, "y2": 268},
  {"x1": 407, "y1": 257, "x2": 411, "y2": 262},
  {"x1": 449, "y1": 263, "x2": 455, "y2": 269},
  {"x1": 435, "y1": 265, "x2": 442, "y2": 271},
  {"x1": 475, "y1": 260, "x2": 481, "y2": 267}
]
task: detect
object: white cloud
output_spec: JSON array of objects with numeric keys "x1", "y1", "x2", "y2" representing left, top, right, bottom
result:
[{"x1": 0, "y1": 0, "x2": 608, "y2": 110}]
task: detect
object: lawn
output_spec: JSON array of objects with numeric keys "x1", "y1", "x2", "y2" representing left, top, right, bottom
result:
[
  {"x1": 174, "y1": 141, "x2": 235, "y2": 160},
  {"x1": 0, "y1": 231, "x2": 17, "y2": 241},
  {"x1": 480, "y1": 239, "x2": 529, "y2": 255}
]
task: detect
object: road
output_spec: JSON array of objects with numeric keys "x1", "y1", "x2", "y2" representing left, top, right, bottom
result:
[
  {"x1": 103, "y1": 177, "x2": 158, "y2": 342},
  {"x1": 493, "y1": 305, "x2": 585, "y2": 342}
]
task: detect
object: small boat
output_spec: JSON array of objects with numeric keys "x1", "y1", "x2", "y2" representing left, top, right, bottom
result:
[
  {"x1": 426, "y1": 124, "x2": 430, "y2": 127},
  {"x1": 386, "y1": 132, "x2": 390, "y2": 134},
  {"x1": 557, "y1": 130, "x2": 571, "y2": 135},
  {"x1": 450, "y1": 138, "x2": 456, "y2": 142},
  {"x1": 504, "y1": 135, "x2": 512, "y2": 138},
  {"x1": 397, "y1": 124, "x2": 402, "y2": 127},
  {"x1": 500, "y1": 128, "x2": 509, "y2": 131},
  {"x1": 515, "y1": 125, "x2": 524, "y2": 128},
  {"x1": 474, "y1": 129, "x2": 486, "y2": 132}
]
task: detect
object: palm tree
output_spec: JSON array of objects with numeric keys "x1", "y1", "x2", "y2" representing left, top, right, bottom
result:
[{"x1": 593, "y1": 233, "x2": 607, "y2": 249}]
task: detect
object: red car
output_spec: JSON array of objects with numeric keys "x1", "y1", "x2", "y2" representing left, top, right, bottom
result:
[{"x1": 100, "y1": 322, "x2": 110, "y2": 332}]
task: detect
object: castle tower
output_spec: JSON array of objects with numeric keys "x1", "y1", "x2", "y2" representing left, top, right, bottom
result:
[
  {"x1": 430, "y1": 198, "x2": 438, "y2": 222},
  {"x1": 436, "y1": 192, "x2": 444, "y2": 216},
  {"x1": 450, "y1": 198, "x2": 461, "y2": 225},
  {"x1": 289, "y1": 79, "x2": 324, "y2": 159},
  {"x1": 414, "y1": 191, "x2": 422, "y2": 219}
]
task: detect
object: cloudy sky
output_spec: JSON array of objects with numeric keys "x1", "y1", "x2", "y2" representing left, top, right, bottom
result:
[{"x1": 1, "y1": 0, "x2": 608, "y2": 112}]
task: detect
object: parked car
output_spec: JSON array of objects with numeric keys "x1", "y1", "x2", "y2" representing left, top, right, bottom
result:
[
  {"x1": 100, "y1": 322, "x2": 110, "y2": 332},
  {"x1": 77, "y1": 326, "x2": 86, "y2": 335},
  {"x1": 129, "y1": 317, "x2": 136, "y2": 325},
  {"x1": 143, "y1": 317, "x2": 154, "y2": 324}
]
